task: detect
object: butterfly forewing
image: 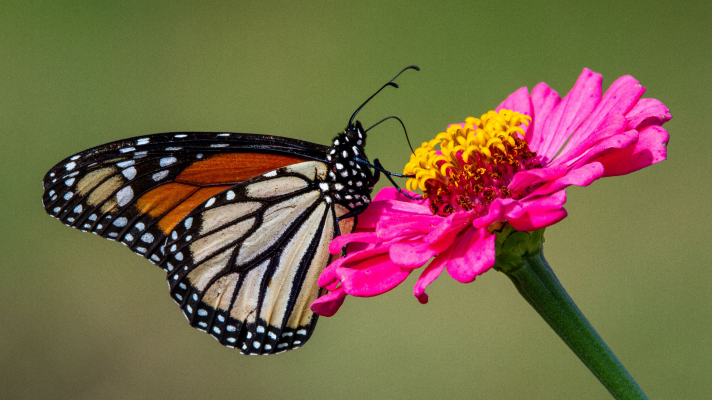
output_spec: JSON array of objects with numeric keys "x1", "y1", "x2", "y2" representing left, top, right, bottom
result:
[{"x1": 42, "y1": 132, "x2": 326, "y2": 265}]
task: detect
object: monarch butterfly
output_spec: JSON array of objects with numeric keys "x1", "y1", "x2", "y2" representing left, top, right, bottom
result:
[{"x1": 41, "y1": 66, "x2": 419, "y2": 355}]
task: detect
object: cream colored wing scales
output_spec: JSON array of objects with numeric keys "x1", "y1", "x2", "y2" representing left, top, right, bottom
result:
[{"x1": 162, "y1": 161, "x2": 342, "y2": 354}]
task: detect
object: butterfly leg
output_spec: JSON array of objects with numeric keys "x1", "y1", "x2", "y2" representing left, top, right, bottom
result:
[{"x1": 372, "y1": 159, "x2": 423, "y2": 200}]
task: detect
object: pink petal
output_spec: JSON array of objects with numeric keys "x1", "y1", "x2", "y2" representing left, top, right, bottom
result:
[
  {"x1": 446, "y1": 227, "x2": 496, "y2": 283},
  {"x1": 389, "y1": 240, "x2": 438, "y2": 268},
  {"x1": 471, "y1": 197, "x2": 519, "y2": 229},
  {"x1": 496, "y1": 87, "x2": 532, "y2": 136},
  {"x1": 528, "y1": 162, "x2": 605, "y2": 198},
  {"x1": 506, "y1": 190, "x2": 568, "y2": 231},
  {"x1": 340, "y1": 255, "x2": 412, "y2": 297},
  {"x1": 557, "y1": 75, "x2": 645, "y2": 162},
  {"x1": 551, "y1": 114, "x2": 628, "y2": 166},
  {"x1": 413, "y1": 247, "x2": 453, "y2": 304},
  {"x1": 377, "y1": 216, "x2": 442, "y2": 241},
  {"x1": 310, "y1": 287, "x2": 347, "y2": 317},
  {"x1": 318, "y1": 245, "x2": 391, "y2": 287},
  {"x1": 356, "y1": 198, "x2": 431, "y2": 228},
  {"x1": 329, "y1": 232, "x2": 381, "y2": 254},
  {"x1": 536, "y1": 68, "x2": 603, "y2": 165},
  {"x1": 526, "y1": 82, "x2": 561, "y2": 145},
  {"x1": 560, "y1": 128, "x2": 639, "y2": 170},
  {"x1": 625, "y1": 98, "x2": 672, "y2": 130},
  {"x1": 599, "y1": 125, "x2": 670, "y2": 177},
  {"x1": 525, "y1": 130, "x2": 639, "y2": 198},
  {"x1": 422, "y1": 212, "x2": 472, "y2": 243},
  {"x1": 508, "y1": 165, "x2": 569, "y2": 194}
]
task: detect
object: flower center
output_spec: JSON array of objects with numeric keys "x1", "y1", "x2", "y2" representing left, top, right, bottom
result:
[{"x1": 404, "y1": 109, "x2": 541, "y2": 216}]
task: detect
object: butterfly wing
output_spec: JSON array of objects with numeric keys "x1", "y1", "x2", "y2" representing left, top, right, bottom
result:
[
  {"x1": 42, "y1": 132, "x2": 356, "y2": 354},
  {"x1": 163, "y1": 162, "x2": 355, "y2": 354}
]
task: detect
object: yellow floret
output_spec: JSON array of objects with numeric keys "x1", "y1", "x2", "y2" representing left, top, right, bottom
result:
[{"x1": 403, "y1": 109, "x2": 531, "y2": 191}]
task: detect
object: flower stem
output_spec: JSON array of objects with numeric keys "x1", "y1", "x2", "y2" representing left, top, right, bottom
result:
[{"x1": 494, "y1": 228, "x2": 647, "y2": 399}]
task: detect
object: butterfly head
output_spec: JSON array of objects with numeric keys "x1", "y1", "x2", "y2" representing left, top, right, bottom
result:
[{"x1": 325, "y1": 121, "x2": 375, "y2": 210}]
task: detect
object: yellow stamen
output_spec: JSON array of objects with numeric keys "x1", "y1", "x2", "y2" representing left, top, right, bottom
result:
[{"x1": 404, "y1": 109, "x2": 532, "y2": 191}]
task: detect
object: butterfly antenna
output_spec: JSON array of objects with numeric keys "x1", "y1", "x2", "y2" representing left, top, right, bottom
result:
[
  {"x1": 349, "y1": 65, "x2": 420, "y2": 126},
  {"x1": 365, "y1": 116, "x2": 416, "y2": 155}
]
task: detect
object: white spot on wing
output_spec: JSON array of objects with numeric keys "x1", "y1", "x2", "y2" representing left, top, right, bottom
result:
[
  {"x1": 64, "y1": 192, "x2": 73, "y2": 200},
  {"x1": 174, "y1": 134, "x2": 187, "y2": 138},
  {"x1": 210, "y1": 143, "x2": 229, "y2": 148},
  {"x1": 73, "y1": 205, "x2": 82, "y2": 213},
  {"x1": 141, "y1": 233, "x2": 154, "y2": 243},
  {"x1": 184, "y1": 218, "x2": 193, "y2": 229},
  {"x1": 226, "y1": 191, "x2": 235, "y2": 200},
  {"x1": 137, "y1": 138, "x2": 150, "y2": 145},
  {"x1": 65, "y1": 178, "x2": 75, "y2": 186},
  {"x1": 65, "y1": 162, "x2": 76, "y2": 170},
  {"x1": 119, "y1": 147, "x2": 135, "y2": 153},
  {"x1": 122, "y1": 166, "x2": 136, "y2": 180},
  {"x1": 205, "y1": 198, "x2": 216, "y2": 208},
  {"x1": 116, "y1": 186, "x2": 134, "y2": 207},
  {"x1": 160, "y1": 157, "x2": 177, "y2": 167},
  {"x1": 117, "y1": 160, "x2": 134, "y2": 168},
  {"x1": 264, "y1": 171, "x2": 277, "y2": 178},
  {"x1": 152, "y1": 170, "x2": 169, "y2": 181}
]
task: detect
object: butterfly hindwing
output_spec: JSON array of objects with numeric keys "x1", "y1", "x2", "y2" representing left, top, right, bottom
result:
[{"x1": 162, "y1": 161, "x2": 354, "y2": 354}]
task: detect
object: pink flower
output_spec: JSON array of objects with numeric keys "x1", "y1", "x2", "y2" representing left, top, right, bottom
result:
[{"x1": 311, "y1": 68, "x2": 671, "y2": 317}]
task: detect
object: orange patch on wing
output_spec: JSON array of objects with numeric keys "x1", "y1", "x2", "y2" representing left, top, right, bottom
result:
[
  {"x1": 175, "y1": 153, "x2": 307, "y2": 185},
  {"x1": 157, "y1": 186, "x2": 232, "y2": 234},
  {"x1": 136, "y1": 183, "x2": 198, "y2": 218}
]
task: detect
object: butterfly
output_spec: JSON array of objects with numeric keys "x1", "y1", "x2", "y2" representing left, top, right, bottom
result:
[{"x1": 41, "y1": 66, "x2": 419, "y2": 355}]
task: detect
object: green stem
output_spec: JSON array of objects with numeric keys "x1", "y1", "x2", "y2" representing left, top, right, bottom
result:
[{"x1": 500, "y1": 241, "x2": 647, "y2": 399}]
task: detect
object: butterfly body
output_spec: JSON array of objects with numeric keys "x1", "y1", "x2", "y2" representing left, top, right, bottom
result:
[{"x1": 42, "y1": 122, "x2": 376, "y2": 354}]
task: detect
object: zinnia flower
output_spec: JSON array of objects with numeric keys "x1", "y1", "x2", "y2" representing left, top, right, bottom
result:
[{"x1": 311, "y1": 68, "x2": 671, "y2": 317}]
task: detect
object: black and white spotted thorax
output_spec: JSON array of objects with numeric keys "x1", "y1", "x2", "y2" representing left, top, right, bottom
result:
[{"x1": 323, "y1": 121, "x2": 376, "y2": 211}]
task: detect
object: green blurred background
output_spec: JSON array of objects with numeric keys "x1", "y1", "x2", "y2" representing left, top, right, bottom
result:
[{"x1": 1, "y1": 0, "x2": 710, "y2": 398}]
